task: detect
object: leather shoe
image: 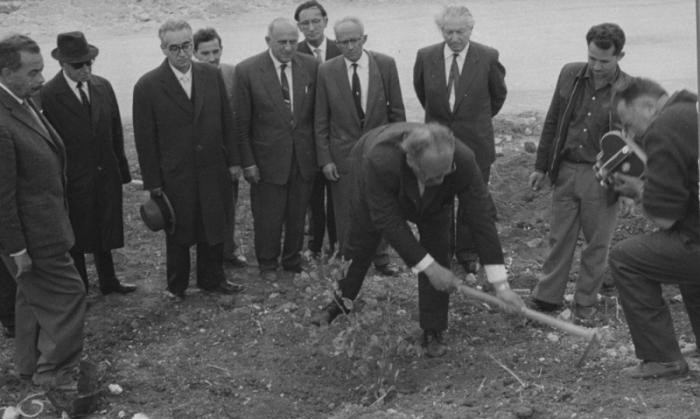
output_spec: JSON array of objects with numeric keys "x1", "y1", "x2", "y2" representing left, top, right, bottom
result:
[
  {"x1": 225, "y1": 254, "x2": 247, "y2": 268},
  {"x1": 165, "y1": 290, "x2": 185, "y2": 302},
  {"x1": 2, "y1": 324, "x2": 14, "y2": 338},
  {"x1": 573, "y1": 304, "x2": 597, "y2": 321},
  {"x1": 206, "y1": 280, "x2": 243, "y2": 295},
  {"x1": 310, "y1": 297, "x2": 349, "y2": 326},
  {"x1": 375, "y1": 263, "x2": 400, "y2": 277},
  {"x1": 528, "y1": 297, "x2": 562, "y2": 313},
  {"x1": 459, "y1": 255, "x2": 480, "y2": 275},
  {"x1": 101, "y1": 282, "x2": 137, "y2": 295},
  {"x1": 422, "y1": 329, "x2": 447, "y2": 358},
  {"x1": 622, "y1": 359, "x2": 688, "y2": 379}
]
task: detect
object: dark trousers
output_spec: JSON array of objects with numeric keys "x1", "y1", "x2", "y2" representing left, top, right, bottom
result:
[
  {"x1": 166, "y1": 235, "x2": 224, "y2": 295},
  {"x1": 0, "y1": 259, "x2": 16, "y2": 330},
  {"x1": 454, "y1": 164, "x2": 496, "y2": 263},
  {"x1": 70, "y1": 248, "x2": 119, "y2": 293},
  {"x1": 308, "y1": 172, "x2": 337, "y2": 253},
  {"x1": 223, "y1": 179, "x2": 241, "y2": 259},
  {"x1": 610, "y1": 230, "x2": 700, "y2": 362},
  {"x1": 340, "y1": 206, "x2": 452, "y2": 331},
  {"x1": 251, "y1": 164, "x2": 313, "y2": 271}
]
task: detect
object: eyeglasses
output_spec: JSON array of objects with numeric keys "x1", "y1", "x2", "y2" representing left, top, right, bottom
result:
[
  {"x1": 68, "y1": 60, "x2": 93, "y2": 69},
  {"x1": 166, "y1": 41, "x2": 193, "y2": 54},
  {"x1": 336, "y1": 37, "x2": 364, "y2": 47},
  {"x1": 298, "y1": 18, "x2": 324, "y2": 28}
]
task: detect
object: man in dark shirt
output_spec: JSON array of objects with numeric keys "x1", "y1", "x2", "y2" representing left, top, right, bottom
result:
[
  {"x1": 609, "y1": 77, "x2": 700, "y2": 379},
  {"x1": 528, "y1": 23, "x2": 631, "y2": 320}
]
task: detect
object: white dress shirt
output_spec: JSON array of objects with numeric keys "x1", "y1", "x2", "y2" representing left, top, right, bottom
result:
[
  {"x1": 443, "y1": 42, "x2": 469, "y2": 109},
  {"x1": 62, "y1": 71, "x2": 90, "y2": 103},
  {"x1": 269, "y1": 50, "x2": 294, "y2": 112},
  {"x1": 169, "y1": 62, "x2": 192, "y2": 99},
  {"x1": 307, "y1": 37, "x2": 327, "y2": 62},
  {"x1": 344, "y1": 50, "x2": 369, "y2": 112}
]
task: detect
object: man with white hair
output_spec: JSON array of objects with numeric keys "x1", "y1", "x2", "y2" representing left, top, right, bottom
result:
[
  {"x1": 311, "y1": 122, "x2": 523, "y2": 358},
  {"x1": 413, "y1": 5, "x2": 507, "y2": 275}
]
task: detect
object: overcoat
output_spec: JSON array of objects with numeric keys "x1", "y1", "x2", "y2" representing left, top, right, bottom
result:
[{"x1": 40, "y1": 72, "x2": 131, "y2": 252}]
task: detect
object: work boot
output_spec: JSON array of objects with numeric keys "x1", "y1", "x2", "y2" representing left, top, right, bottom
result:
[
  {"x1": 422, "y1": 329, "x2": 447, "y2": 358},
  {"x1": 622, "y1": 359, "x2": 689, "y2": 379},
  {"x1": 311, "y1": 295, "x2": 350, "y2": 326}
]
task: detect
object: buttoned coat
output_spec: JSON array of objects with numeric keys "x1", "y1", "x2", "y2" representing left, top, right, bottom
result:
[
  {"x1": 132, "y1": 59, "x2": 238, "y2": 246},
  {"x1": 234, "y1": 51, "x2": 318, "y2": 185},
  {"x1": 413, "y1": 41, "x2": 507, "y2": 172},
  {"x1": 315, "y1": 50, "x2": 405, "y2": 173},
  {"x1": 0, "y1": 89, "x2": 74, "y2": 259},
  {"x1": 40, "y1": 72, "x2": 131, "y2": 252}
]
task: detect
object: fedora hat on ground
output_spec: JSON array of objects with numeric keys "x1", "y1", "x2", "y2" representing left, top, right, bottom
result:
[
  {"x1": 139, "y1": 192, "x2": 176, "y2": 234},
  {"x1": 51, "y1": 31, "x2": 99, "y2": 63}
]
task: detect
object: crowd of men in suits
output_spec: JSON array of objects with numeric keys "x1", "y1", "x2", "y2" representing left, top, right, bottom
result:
[{"x1": 0, "y1": 0, "x2": 698, "y2": 400}]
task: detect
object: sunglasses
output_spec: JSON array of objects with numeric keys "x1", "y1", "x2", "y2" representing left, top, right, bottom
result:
[{"x1": 68, "y1": 60, "x2": 93, "y2": 69}]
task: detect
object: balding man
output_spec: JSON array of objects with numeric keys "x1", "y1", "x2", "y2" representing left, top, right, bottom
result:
[
  {"x1": 311, "y1": 122, "x2": 523, "y2": 358},
  {"x1": 234, "y1": 18, "x2": 318, "y2": 280}
]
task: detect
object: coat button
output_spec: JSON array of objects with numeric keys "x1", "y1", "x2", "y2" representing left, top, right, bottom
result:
[
  {"x1": 97, "y1": 165, "x2": 102, "y2": 171},
  {"x1": 196, "y1": 145, "x2": 203, "y2": 151}
]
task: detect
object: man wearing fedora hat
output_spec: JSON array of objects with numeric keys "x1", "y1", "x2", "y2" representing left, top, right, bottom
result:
[
  {"x1": 133, "y1": 19, "x2": 242, "y2": 299},
  {"x1": 40, "y1": 31, "x2": 137, "y2": 296}
]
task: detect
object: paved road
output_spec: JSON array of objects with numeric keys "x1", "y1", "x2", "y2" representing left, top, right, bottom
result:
[{"x1": 33, "y1": 0, "x2": 697, "y2": 121}]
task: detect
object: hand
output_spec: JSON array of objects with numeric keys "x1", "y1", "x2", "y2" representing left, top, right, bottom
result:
[
  {"x1": 228, "y1": 165, "x2": 242, "y2": 181},
  {"x1": 494, "y1": 283, "x2": 525, "y2": 314},
  {"x1": 150, "y1": 187, "x2": 163, "y2": 198},
  {"x1": 423, "y1": 262, "x2": 458, "y2": 293},
  {"x1": 243, "y1": 165, "x2": 260, "y2": 184},
  {"x1": 618, "y1": 196, "x2": 636, "y2": 218},
  {"x1": 12, "y1": 251, "x2": 32, "y2": 278},
  {"x1": 528, "y1": 170, "x2": 546, "y2": 191},
  {"x1": 612, "y1": 173, "x2": 644, "y2": 199},
  {"x1": 322, "y1": 163, "x2": 340, "y2": 182}
]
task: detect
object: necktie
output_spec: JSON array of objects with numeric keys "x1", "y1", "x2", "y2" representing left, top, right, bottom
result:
[
  {"x1": 76, "y1": 81, "x2": 91, "y2": 117},
  {"x1": 280, "y1": 63, "x2": 291, "y2": 110},
  {"x1": 313, "y1": 48, "x2": 323, "y2": 63},
  {"x1": 351, "y1": 63, "x2": 364, "y2": 122},
  {"x1": 447, "y1": 53, "x2": 460, "y2": 109}
]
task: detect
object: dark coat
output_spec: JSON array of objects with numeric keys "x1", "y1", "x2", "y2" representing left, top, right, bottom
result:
[
  {"x1": 0, "y1": 90, "x2": 74, "y2": 258},
  {"x1": 413, "y1": 41, "x2": 507, "y2": 173},
  {"x1": 234, "y1": 51, "x2": 318, "y2": 185},
  {"x1": 132, "y1": 59, "x2": 238, "y2": 246},
  {"x1": 40, "y1": 72, "x2": 130, "y2": 252},
  {"x1": 297, "y1": 38, "x2": 342, "y2": 61},
  {"x1": 315, "y1": 50, "x2": 405, "y2": 173},
  {"x1": 349, "y1": 122, "x2": 505, "y2": 267}
]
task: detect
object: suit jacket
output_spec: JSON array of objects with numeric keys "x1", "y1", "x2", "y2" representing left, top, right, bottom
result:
[
  {"x1": 413, "y1": 41, "x2": 507, "y2": 172},
  {"x1": 297, "y1": 38, "x2": 342, "y2": 61},
  {"x1": 40, "y1": 72, "x2": 131, "y2": 252},
  {"x1": 234, "y1": 51, "x2": 318, "y2": 185},
  {"x1": 0, "y1": 89, "x2": 74, "y2": 259},
  {"x1": 220, "y1": 62, "x2": 236, "y2": 111},
  {"x1": 349, "y1": 122, "x2": 504, "y2": 267},
  {"x1": 132, "y1": 59, "x2": 238, "y2": 245},
  {"x1": 315, "y1": 50, "x2": 405, "y2": 173}
]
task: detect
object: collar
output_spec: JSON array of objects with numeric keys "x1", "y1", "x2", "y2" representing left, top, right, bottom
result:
[
  {"x1": 0, "y1": 81, "x2": 24, "y2": 104},
  {"x1": 269, "y1": 50, "x2": 291, "y2": 69},
  {"x1": 168, "y1": 61, "x2": 192, "y2": 80},
  {"x1": 444, "y1": 42, "x2": 470, "y2": 60},
  {"x1": 583, "y1": 64, "x2": 621, "y2": 86},
  {"x1": 307, "y1": 37, "x2": 327, "y2": 53},
  {"x1": 61, "y1": 70, "x2": 85, "y2": 90},
  {"x1": 344, "y1": 50, "x2": 368, "y2": 69}
]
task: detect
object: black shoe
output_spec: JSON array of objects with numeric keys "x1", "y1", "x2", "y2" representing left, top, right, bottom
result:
[
  {"x1": 528, "y1": 297, "x2": 562, "y2": 312},
  {"x1": 459, "y1": 258, "x2": 480, "y2": 275},
  {"x1": 101, "y1": 281, "x2": 137, "y2": 295},
  {"x1": 375, "y1": 263, "x2": 400, "y2": 277},
  {"x1": 422, "y1": 330, "x2": 447, "y2": 358},
  {"x1": 205, "y1": 280, "x2": 244, "y2": 295},
  {"x1": 225, "y1": 254, "x2": 248, "y2": 268},
  {"x1": 2, "y1": 324, "x2": 14, "y2": 338},
  {"x1": 310, "y1": 297, "x2": 349, "y2": 326}
]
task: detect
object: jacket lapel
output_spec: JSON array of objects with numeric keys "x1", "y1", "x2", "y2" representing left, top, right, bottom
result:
[
  {"x1": 50, "y1": 72, "x2": 91, "y2": 124},
  {"x1": 291, "y1": 56, "x2": 310, "y2": 123},
  {"x1": 365, "y1": 52, "x2": 382, "y2": 123},
  {"x1": 453, "y1": 45, "x2": 479, "y2": 112},
  {"x1": 332, "y1": 58, "x2": 361, "y2": 127},
  {"x1": 260, "y1": 54, "x2": 291, "y2": 117},
  {"x1": 191, "y1": 63, "x2": 205, "y2": 123},
  {"x1": 431, "y1": 45, "x2": 450, "y2": 114},
  {"x1": 86, "y1": 77, "x2": 101, "y2": 126},
  {"x1": 157, "y1": 59, "x2": 193, "y2": 114}
]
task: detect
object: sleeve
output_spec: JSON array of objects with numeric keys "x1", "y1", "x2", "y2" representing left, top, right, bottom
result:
[
  {"x1": 314, "y1": 66, "x2": 332, "y2": 168},
  {"x1": 132, "y1": 79, "x2": 162, "y2": 190},
  {"x1": 488, "y1": 50, "x2": 507, "y2": 117},
  {"x1": 107, "y1": 82, "x2": 131, "y2": 184},
  {"x1": 412, "y1": 50, "x2": 427, "y2": 109},
  {"x1": 387, "y1": 58, "x2": 406, "y2": 123},
  {"x1": 534, "y1": 67, "x2": 565, "y2": 173},
  {"x1": 0, "y1": 127, "x2": 27, "y2": 254},
  {"x1": 364, "y1": 158, "x2": 427, "y2": 266},
  {"x1": 232, "y1": 64, "x2": 256, "y2": 168}
]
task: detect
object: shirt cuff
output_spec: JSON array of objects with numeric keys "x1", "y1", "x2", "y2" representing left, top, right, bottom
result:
[
  {"x1": 10, "y1": 248, "x2": 27, "y2": 257},
  {"x1": 411, "y1": 254, "x2": 435, "y2": 274},
  {"x1": 484, "y1": 264, "x2": 507, "y2": 284}
]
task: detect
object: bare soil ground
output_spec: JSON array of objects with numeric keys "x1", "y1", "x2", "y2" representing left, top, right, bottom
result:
[{"x1": 1, "y1": 1, "x2": 700, "y2": 418}]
